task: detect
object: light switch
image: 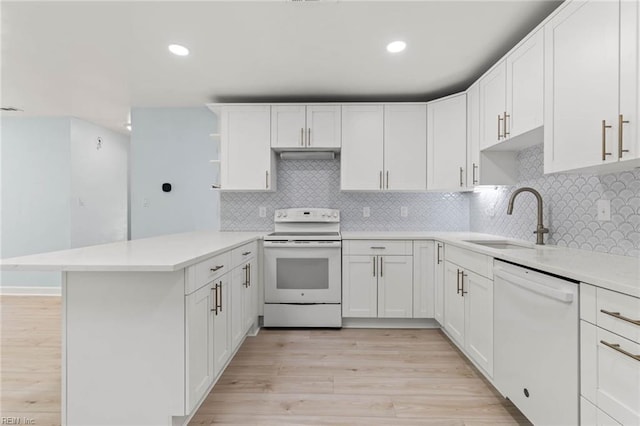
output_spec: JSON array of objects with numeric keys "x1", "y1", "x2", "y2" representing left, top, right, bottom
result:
[
  {"x1": 400, "y1": 206, "x2": 408, "y2": 217},
  {"x1": 259, "y1": 206, "x2": 267, "y2": 218},
  {"x1": 597, "y1": 200, "x2": 611, "y2": 221},
  {"x1": 363, "y1": 207, "x2": 370, "y2": 218}
]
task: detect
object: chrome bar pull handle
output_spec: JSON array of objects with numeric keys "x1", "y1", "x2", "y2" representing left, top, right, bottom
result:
[
  {"x1": 210, "y1": 265, "x2": 224, "y2": 273},
  {"x1": 497, "y1": 114, "x2": 503, "y2": 140},
  {"x1": 456, "y1": 269, "x2": 461, "y2": 294},
  {"x1": 242, "y1": 251, "x2": 251, "y2": 256},
  {"x1": 472, "y1": 163, "x2": 479, "y2": 185},
  {"x1": 300, "y1": 128, "x2": 304, "y2": 146},
  {"x1": 372, "y1": 256, "x2": 376, "y2": 277},
  {"x1": 600, "y1": 340, "x2": 640, "y2": 362},
  {"x1": 436, "y1": 243, "x2": 442, "y2": 264},
  {"x1": 266, "y1": 170, "x2": 269, "y2": 189},
  {"x1": 218, "y1": 282, "x2": 223, "y2": 313},
  {"x1": 602, "y1": 120, "x2": 612, "y2": 160},
  {"x1": 379, "y1": 171, "x2": 383, "y2": 189},
  {"x1": 248, "y1": 263, "x2": 251, "y2": 287},
  {"x1": 308, "y1": 128, "x2": 311, "y2": 147},
  {"x1": 618, "y1": 114, "x2": 630, "y2": 158},
  {"x1": 459, "y1": 167, "x2": 464, "y2": 187},
  {"x1": 379, "y1": 256, "x2": 383, "y2": 277},
  {"x1": 386, "y1": 171, "x2": 389, "y2": 189},
  {"x1": 600, "y1": 309, "x2": 640, "y2": 326},
  {"x1": 210, "y1": 285, "x2": 217, "y2": 313}
]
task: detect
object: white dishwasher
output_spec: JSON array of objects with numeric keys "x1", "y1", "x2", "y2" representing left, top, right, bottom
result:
[{"x1": 494, "y1": 260, "x2": 579, "y2": 426}]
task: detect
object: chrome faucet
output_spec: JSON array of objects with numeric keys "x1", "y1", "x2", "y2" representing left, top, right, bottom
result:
[{"x1": 507, "y1": 187, "x2": 549, "y2": 245}]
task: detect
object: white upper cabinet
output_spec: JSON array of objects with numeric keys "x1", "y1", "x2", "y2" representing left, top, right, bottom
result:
[
  {"x1": 341, "y1": 105, "x2": 385, "y2": 190},
  {"x1": 384, "y1": 104, "x2": 427, "y2": 191},
  {"x1": 545, "y1": 0, "x2": 640, "y2": 173},
  {"x1": 427, "y1": 94, "x2": 467, "y2": 191},
  {"x1": 505, "y1": 30, "x2": 544, "y2": 139},
  {"x1": 271, "y1": 105, "x2": 341, "y2": 149},
  {"x1": 341, "y1": 104, "x2": 427, "y2": 191},
  {"x1": 478, "y1": 29, "x2": 543, "y2": 151},
  {"x1": 219, "y1": 105, "x2": 275, "y2": 191},
  {"x1": 466, "y1": 83, "x2": 480, "y2": 188},
  {"x1": 479, "y1": 62, "x2": 507, "y2": 150}
]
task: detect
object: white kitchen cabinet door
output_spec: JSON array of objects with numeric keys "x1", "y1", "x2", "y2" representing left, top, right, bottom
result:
[
  {"x1": 342, "y1": 255, "x2": 378, "y2": 317},
  {"x1": 271, "y1": 105, "x2": 306, "y2": 149},
  {"x1": 377, "y1": 255, "x2": 413, "y2": 318},
  {"x1": 185, "y1": 284, "x2": 214, "y2": 412},
  {"x1": 506, "y1": 29, "x2": 544, "y2": 139},
  {"x1": 306, "y1": 105, "x2": 341, "y2": 149},
  {"x1": 221, "y1": 105, "x2": 275, "y2": 190},
  {"x1": 478, "y1": 61, "x2": 506, "y2": 150},
  {"x1": 544, "y1": 0, "x2": 620, "y2": 173},
  {"x1": 412, "y1": 241, "x2": 435, "y2": 319},
  {"x1": 434, "y1": 242, "x2": 445, "y2": 326},
  {"x1": 383, "y1": 104, "x2": 427, "y2": 190},
  {"x1": 443, "y1": 261, "x2": 465, "y2": 347},
  {"x1": 619, "y1": 0, "x2": 640, "y2": 164},
  {"x1": 230, "y1": 265, "x2": 245, "y2": 351},
  {"x1": 427, "y1": 94, "x2": 467, "y2": 191},
  {"x1": 213, "y1": 276, "x2": 231, "y2": 377},
  {"x1": 341, "y1": 105, "x2": 384, "y2": 190},
  {"x1": 466, "y1": 84, "x2": 480, "y2": 188},
  {"x1": 463, "y1": 269, "x2": 494, "y2": 377},
  {"x1": 243, "y1": 259, "x2": 257, "y2": 333}
]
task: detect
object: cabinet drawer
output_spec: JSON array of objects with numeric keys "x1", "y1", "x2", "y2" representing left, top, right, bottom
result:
[
  {"x1": 581, "y1": 397, "x2": 621, "y2": 426},
  {"x1": 231, "y1": 240, "x2": 257, "y2": 269},
  {"x1": 445, "y1": 244, "x2": 492, "y2": 278},
  {"x1": 343, "y1": 240, "x2": 412, "y2": 256},
  {"x1": 186, "y1": 251, "x2": 231, "y2": 294},
  {"x1": 596, "y1": 287, "x2": 640, "y2": 343}
]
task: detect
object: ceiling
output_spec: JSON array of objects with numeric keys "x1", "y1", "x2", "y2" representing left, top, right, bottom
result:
[{"x1": 1, "y1": 0, "x2": 562, "y2": 134}]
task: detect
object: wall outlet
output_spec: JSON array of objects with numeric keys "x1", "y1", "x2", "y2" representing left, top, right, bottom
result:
[
  {"x1": 400, "y1": 206, "x2": 408, "y2": 217},
  {"x1": 259, "y1": 206, "x2": 267, "y2": 218},
  {"x1": 597, "y1": 199, "x2": 611, "y2": 221},
  {"x1": 363, "y1": 207, "x2": 370, "y2": 218},
  {"x1": 143, "y1": 198, "x2": 149, "y2": 208}
]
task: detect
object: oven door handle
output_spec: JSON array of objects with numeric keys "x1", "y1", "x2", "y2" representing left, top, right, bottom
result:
[{"x1": 264, "y1": 241, "x2": 342, "y2": 248}]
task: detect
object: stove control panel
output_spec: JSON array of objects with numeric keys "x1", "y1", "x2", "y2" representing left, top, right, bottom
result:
[{"x1": 274, "y1": 208, "x2": 340, "y2": 222}]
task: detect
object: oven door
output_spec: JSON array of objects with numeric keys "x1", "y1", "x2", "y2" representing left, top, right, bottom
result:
[{"x1": 264, "y1": 242, "x2": 341, "y2": 304}]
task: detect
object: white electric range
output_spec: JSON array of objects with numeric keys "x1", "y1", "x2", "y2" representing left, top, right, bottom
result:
[{"x1": 263, "y1": 208, "x2": 342, "y2": 328}]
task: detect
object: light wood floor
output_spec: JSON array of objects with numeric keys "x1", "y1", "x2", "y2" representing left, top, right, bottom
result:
[{"x1": 1, "y1": 296, "x2": 529, "y2": 425}]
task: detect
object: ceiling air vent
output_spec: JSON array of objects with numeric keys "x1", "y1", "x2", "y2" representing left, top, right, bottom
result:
[{"x1": 0, "y1": 107, "x2": 24, "y2": 112}]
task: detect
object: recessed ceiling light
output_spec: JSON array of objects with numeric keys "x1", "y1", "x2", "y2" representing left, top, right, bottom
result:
[
  {"x1": 386, "y1": 41, "x2": 406, "y2": 53},
  {"x1": 168, "y1": 44, "x2": 189, "y2": 56}
]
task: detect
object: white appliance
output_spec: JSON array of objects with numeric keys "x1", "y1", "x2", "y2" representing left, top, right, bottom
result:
[
  {"x1": 263, "y1": 208, "x2": 342, "y2": 327},
  {"x1": 494, "y1": 260, "x2": 579, "y2": 426}
]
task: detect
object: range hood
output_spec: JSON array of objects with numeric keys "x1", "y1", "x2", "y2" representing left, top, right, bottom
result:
[{"x1": 279, "y1": 151, "x2": 336, "y2": 160}]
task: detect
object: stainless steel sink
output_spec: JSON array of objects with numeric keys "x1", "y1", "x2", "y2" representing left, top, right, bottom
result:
[{"x1": 463, "y1": 240, "x2": 535, "y2": 250}]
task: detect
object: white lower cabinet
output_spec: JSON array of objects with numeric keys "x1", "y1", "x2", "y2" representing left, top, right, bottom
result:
[
  {"x1": 377, "y1": 255, "x2": 413, "y2": 318},
  {"x1": 580, "y1": 283, "x2": 640, "y2": 426},
  {"x1": 412, "y1": 241, "x2": 436, "y2": 319},
  {"x1": 212, "y1": 275, "x2": 231, "y2": 377},
  {"x1": 434, "y1": 242, "x2": 445, "y2": 326},
  {"x1": 582, "y1": 397, "x2": 622, "y2": 426},
  {"x1": 443, "y1": 246, "x2": 494, "y2": 378},
  {"x1": 232, "y1": 257, "x2": 257, "y2": 350},
  {"x1": 342, "y1": 240, "x2": 414, "y2": 318},
  {"x1": 185, "y1": 283, "x2": 215, "y2": 413}
]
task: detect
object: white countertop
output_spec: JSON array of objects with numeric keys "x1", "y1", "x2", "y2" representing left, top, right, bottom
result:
[
  {"x1": 0, "y1": 231, "x2": 264, "y2": 272},
  {"x1": 342, "y1": 232, "x2": 640, "y2": 298}
]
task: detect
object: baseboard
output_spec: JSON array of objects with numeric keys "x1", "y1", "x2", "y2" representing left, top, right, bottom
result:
[
  {"x1": 342, "y1": 317, "x2": 440, "y2": 329},
  {"x1": 0, "y1": 286, "x2": 61, "y2": 296}
]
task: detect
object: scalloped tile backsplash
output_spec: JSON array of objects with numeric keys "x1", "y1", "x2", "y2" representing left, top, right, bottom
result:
[
  {"x1": 220, "y1": 159, "x2": 469, "y2": 232},
  {"x1": 220, "y1": 147, "x2": 640, "y2": 257},
  {"x1": 469, "y1": 144, "x2": 640, "y2": 257}
]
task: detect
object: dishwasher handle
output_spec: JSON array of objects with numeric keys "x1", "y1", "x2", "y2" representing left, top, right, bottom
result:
[{"x1": 495, "y1": 269, "x2": 574, "y2": 303}]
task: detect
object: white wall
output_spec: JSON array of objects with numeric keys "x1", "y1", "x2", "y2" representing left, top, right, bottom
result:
[
  {"x1": 70, "y1": 118, "x2": 129, "y2": 247},
  {"x1": 130, "y1": 108, "x2": 219, "y2": 239},
  {"x1": 1, "y1": 116, "x2": 129, "y2": 290},
  {"x1": 1, "y1": 117, "x2": 72, "y2": 287}
]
